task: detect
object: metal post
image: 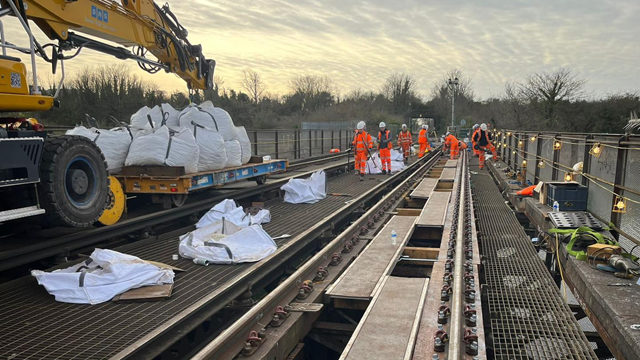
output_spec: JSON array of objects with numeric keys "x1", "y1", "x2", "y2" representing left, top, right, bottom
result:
[
  {"x1": 321, "y1": 130, "x2": 324, "y2": 154},
  {"x1": 451, "y1": 91, "x2": 455, "y2": 127},
  {"x1": 309, "y1": 130, "x2": 312, "y2": 158},
  {"x1": 275, "y1": 130, "x2": 279, "y2": 159},
  {"x1": 534, "y1": 133, "x2": 543, "y2": 183},
  {"x1": 581, "y1": 134, "x2": 592, "y2": 187},
  {"x1": 339, "y1": 130, "x2": 342, "y2": 151},
  {"x1": 551, "y1": 135, "x2": 560, "y2": 181},
  {"x1": 294, "y1": 130, "x2": 298, "y2": 159},
  {"x1": 610, "y1": 135, "x2": 628, "y2": 239},
  {"x1": 253, "y1": 131, "x2": 259, "y2": 156},
  {"x1": 331, "y1": 130, "x2": 335, "y2": 150}
]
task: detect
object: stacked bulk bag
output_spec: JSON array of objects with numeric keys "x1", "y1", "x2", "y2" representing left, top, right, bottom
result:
[
  {"x1": 225, "y1": 139, "x2": 243, "y2": 167},
  {"x1": 187, "y1": 122, "x2": 227, "y2": 172},
  {"x1": 130, "y1": 106, "x2": 152, "y2": 130},
  {"x1": 66, "y1": 126, "x2": 132, "y2": 173},
  {"x1": 235, "y1": 126, "x2": 252, "y2": 164},
  {"x1": 125, "y1": 126, "x2": 199, "y2": 174},
  {"x1": 130, "y1": 103, "x2": 179, "y2": 130}
]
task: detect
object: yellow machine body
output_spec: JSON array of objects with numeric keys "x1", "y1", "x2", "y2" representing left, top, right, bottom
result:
[{"x1": 97, "y1": 176, "x2": 126, "y2": 226}]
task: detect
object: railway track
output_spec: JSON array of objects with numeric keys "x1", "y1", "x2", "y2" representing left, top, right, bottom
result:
[{"x1": 0, "y1": 152, "x2": 349, "y2": 275}]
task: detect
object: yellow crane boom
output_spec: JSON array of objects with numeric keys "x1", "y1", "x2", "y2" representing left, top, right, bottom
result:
[{"x1": 0, "y1": 0, "x2": 214, "y2": 111}]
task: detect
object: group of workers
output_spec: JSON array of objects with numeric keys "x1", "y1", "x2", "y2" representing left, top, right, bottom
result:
[
  {"x1": 351, "y1": 121, "x2": 431, "y2": 180},
  {"x1": 350, "y1": 120, "x2": 499, "y2": 180}
]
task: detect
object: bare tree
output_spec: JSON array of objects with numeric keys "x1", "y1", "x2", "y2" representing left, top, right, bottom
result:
[
  {"x1": 241, "y1": 69, "x2": 266, "y2": 104},
  {"x1": 518, "y1": 67, "x2": 586, "y2": 126},
  {"x1": 380, "y1": 73, "x2": 417, "y2": 113},
  {"x1": 430, "y1": 69, "x2": 475, "y2": 127},
  {"x1": 287, "y1": 75, "x2": 335, "y2": 111}
]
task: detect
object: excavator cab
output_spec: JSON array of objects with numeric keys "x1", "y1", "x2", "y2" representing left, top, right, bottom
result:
[{"x1": 0, "y1": 55, "x2": 54, "y2": 111}]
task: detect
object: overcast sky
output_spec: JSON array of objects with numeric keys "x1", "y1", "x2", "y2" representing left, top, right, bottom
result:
[{"x1": 4, "y1": 0, "x2": 639, "y2": 100}]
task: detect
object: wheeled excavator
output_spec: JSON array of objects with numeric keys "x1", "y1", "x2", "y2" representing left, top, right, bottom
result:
[{"x1": 0, "y1": 0, "x2": 214, "y2": 227}]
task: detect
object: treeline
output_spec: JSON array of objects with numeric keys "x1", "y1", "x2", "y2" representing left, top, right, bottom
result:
[{"x1": 28, "y1": 64, "x2": 640, "y2": 134}]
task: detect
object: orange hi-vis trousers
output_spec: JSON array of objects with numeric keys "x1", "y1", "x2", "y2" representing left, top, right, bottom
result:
[
  {"x1": 478, "y1": 143, "x2": 498, "y2": 169},
  {"x1": 401, "y1": 143, "x2": 411, "y2": 159},
  {"x1": 450, "y1": 142, "x2": 460, "y2": 160},
  {"x1": 355, "y1": 151, "x2": 367, "y2": 174},
  {"x1": 379, "y1": 148, "x2": 391, "y2": 171}
]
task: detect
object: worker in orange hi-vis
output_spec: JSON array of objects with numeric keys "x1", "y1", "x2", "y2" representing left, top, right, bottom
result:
[
  {"x1": 445, "y1": 132, "x2": 459, "y2": 159},
  {"x1": 352, "y1": 121, "x2": 373, "y2": 181},
  {"x1": 471, "y1": 124, "x2": 481, "y2": 157},
  {"x1": 472, "y1": 123, "x2": 499, "y2": 169},
  {"x1": 397, "y1": 124, "x2": 413, "y2": 163},
  {"x1": 377, "y1": 122, "x2": 393, "y2": 175},
  {"x1": 418, "y1": 124, "x2": 430, "y2": 158}
]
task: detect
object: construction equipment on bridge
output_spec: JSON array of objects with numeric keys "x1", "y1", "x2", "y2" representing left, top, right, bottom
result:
[{"x1": 0, "y1": 0, "x2": 214, "y2": 226}]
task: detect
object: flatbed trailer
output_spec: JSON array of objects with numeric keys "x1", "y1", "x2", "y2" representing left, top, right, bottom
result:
[{"x1": 117, "y1": 159, "x2": 289, "y2": 195}]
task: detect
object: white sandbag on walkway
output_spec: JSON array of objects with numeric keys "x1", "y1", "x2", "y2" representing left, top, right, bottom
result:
[
  {"x1": 125, "y1": 126, "x2": 199, "y2": 174},
  {"x1": 196, "y1": 199, "x2": 271, "y2": 229},
  {"x1": 225, "y1": 139, "x2": 243, "y2": 167},
  {"x1": 31, "y1": 248, "x2": 175, "y2": 305},
  {"x1": 281, "y1": 170, "x2": 327, "y2": 204},
  {"x1": 235, "y1": 126, "x2": 252, "y2": 164},
  {"x1": 179, "y1": 222, "x2": 276, "y2": 264},
  {"x1": 66, "y1": 126, "x2": 132, "y2": 173},
  {"x1": 188, "y1": 123, "x2": 227, "y2": 171},
  {"x1": 364, "y1": 151, "x2": 405, "y2": 174}
]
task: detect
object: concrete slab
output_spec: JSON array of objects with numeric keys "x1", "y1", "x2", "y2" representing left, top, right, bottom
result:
[
  {"x1": 340, "y1": 276, "x2": 428, "y2": 360},
  {"x1": 327, "y1": 216, "x2": 417, "y2": 300},
  {"x1": 444, "y1": 159, "x2": 458, "y2": 168},
  {"x1": 440, "y1": 167, "x2": 456, "y2": 182},
  {"x1": 416, "y1": 192, "x2": 451, "y2": 227},
  {"x1": 410, "y1": 178, "x2": 439, "y2": 199}
]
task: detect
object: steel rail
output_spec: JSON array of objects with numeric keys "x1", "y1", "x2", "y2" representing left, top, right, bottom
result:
[
  {"x1": 190, "y1": 151, "x2": 443, "y2": 360},
  {"x1": 0, "y1": 156, "x2": 349, "y2": 272},
  {"x1": 449, "y1": 151, "x2": 468, "y2": 360}
]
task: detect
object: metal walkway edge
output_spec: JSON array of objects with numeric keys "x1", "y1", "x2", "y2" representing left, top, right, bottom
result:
[{"x1": 471, "y1": 166, "x2": 598, "y2": 359}]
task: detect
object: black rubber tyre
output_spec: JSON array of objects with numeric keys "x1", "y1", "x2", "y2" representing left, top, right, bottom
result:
[
  {"x1": 255, "y1": 175, "x2": 267, "y2": 185},
  {"x1": 38, "y1": 135, "x2": 109, "y2": 227}
]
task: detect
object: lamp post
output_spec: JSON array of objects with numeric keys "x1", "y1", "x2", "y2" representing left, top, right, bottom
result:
[{"x1": 447, "y1": 77, "x2": 459, "y2": 127}]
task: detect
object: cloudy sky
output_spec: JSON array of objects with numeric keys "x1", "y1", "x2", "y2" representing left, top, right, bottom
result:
[{"x1": 4, "y1": 0, "x2": 639, "y2": 99}]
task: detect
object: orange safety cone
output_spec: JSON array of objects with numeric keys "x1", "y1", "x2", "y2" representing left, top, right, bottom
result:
[{"x1": 516, "y1": 185, "x2": 536, "y2": 196}]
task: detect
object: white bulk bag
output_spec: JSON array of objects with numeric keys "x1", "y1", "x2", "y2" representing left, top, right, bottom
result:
[
  {"x1": 125, "y1": 126, "x2": 199, "y2": 174},
  {"x1": 178, "y1": 106, "x2": 214, "y2": 129},
  {"x1": 66, "y1": 126, "x2": 132, "y2": 173},
  {"x1": 195, "y1": 198, "x2": 271, "y2": 229},
  {"x1": 189, "y1": 123, "x2": 227, "y2": 172},
  {"x1": 178, "y1": 104, "x2": 237, "y2": 141},
  {"x1": 235, "y1": 126, "x2": 252, "y2": 164},
  {"x1": 130, "y1": 106, "x2": 153, "y2": 130},
  {"x1": 161, "y1": 103, "x2": 180, "y2": 127},
  {"x1": 31, "y1": 248, "x2": 175, "y2": 304},
  {"x1": 390, "y1": 159, "x2": 406, "y2": 173},
  {"x1": 365, "y1": 152, "x2": 383, "y2": 174},
  {"x1": 390, "y1": 148, "x2": 404, "y2": 161},
  {"x1": 281, "y1": 170, "x2": 327, "y2": 204},
  {"x1": 179, "y1": 223, "x2": 276, "y2": 264},
  {"x1": 225, "y1": 139, "x2": 242, "y2": 167}
]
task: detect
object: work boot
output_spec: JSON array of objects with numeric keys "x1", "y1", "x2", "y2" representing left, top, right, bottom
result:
[
  {"x1": 388, "y1": 171, "x2": 393, "y2": 175},
  {"x1": 382, "y1": 170, "x2": 387, "y2": 175},
  {"x1": 359, "y1": 174, "x2": 365, "y2": 181}
]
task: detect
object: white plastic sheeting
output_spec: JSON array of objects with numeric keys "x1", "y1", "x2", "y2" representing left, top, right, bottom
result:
[
  {"x1": 195, "y1": 199, "x2": 271, "y2": 229},
  {"x1": 31, "y1": 248, "x2": 175, "y2": 304},
  {"x1": 179, "y1": 222, "x2": 276, "y2": 265},
  {"x1": 281, "y1": 170, "x2": 327, "y2": 204},
  {"x1": 235, "y1": 126, "x2": 252, "y2": 164},
  {"x1": 125, "y1": 126, "x2": 199, "y2": 174},
  {"x1": 66, "y1": 126, "x2": 132, "y2": 173},
  {"x1": 224, "y1": 139, "x2": 243, "y2": 167},
  {"x1": 365, "y1": 151, "x2": 406, "y2": 174},
  {"x1": 189, "y1": 123, "x2": 227, "y2": 171}
]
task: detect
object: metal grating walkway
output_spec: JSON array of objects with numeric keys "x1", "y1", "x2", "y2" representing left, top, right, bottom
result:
[
  {"x1": 471, "y1": 166, "x2": 597, "y2": 360},
  {"x1": 0, "y1": 173, "x2": 380, "y2": 360}
]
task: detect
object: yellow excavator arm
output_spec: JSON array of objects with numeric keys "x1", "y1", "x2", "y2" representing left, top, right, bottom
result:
[{"x1": 0, "y1": 0, "x2": 215, "y2": 111}]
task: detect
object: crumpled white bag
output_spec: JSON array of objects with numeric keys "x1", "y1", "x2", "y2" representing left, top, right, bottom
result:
[
  {"x1": 281, "y1": 170, "x2": 326, "y2": 204},
  {"x1": 125, "y1": 126, "x2": 199, "y2": 174},
  {"x1": 31, "y1": 248, "x2": 175, "y2": 305},
  {"x1": 179, "y1": 222, "x2": 276, "y2": 264},
  {"x1": 196, "y1": 199, "x2": 271, "y2": 229},
  {"x1": 66, "y1": 126, "x2": 132, "y2": 173},
  {"x1": 365, "y1": 151, "x2": 405, "y2": 174}
]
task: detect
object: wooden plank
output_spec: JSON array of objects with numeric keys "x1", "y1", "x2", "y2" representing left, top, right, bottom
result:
[
  {"x1": 440, "y1": 167, "x2": 456, "y2": 181},
  {"x1": 340, "y1": 277, "x2": 429, "y2": 360},
  {"x1": 416, "y1": 192, "x2": 451, "y2": 227},
  {"x1": 327, "y1": 216, "x2": 417, "y2": 300},
  {"x1": 410, "y1": 178, "x2": 439, "y2": 199},
  {"x1": 112, "y1": 284, "x2": 173, "y2": 302},
  {"x1": 121, "y1": 166, "x2": 185, "y2": 177},
  {"x1": 403, "y1": 247, "x2": 439, "y2": 259},
  {"x1": 396, "y1": 208, "x2": 422, "y2": 216}
]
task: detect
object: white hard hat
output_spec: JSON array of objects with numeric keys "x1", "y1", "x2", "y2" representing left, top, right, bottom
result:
[
  {"x1": 480, "y1": 123, "x2": 487, "y2": 131},
  {"x1": 402, "y1": 124, "x2": 407, "y2": 129},
  {"x1": 379, "y1": 122, "x2": 386, "y2": 128},
  {"x1": 473, "y1": 124, "x2": 479, "y2": 129},
  {"x1": 446, "y1": 132, "x2": 450, "y2": 136},
  {"x1": 357, "y1": 121, "x2": 365, "y2": 130},
  {"x1": 422, "y1": 124, "x2": 428, "y2": 130}
]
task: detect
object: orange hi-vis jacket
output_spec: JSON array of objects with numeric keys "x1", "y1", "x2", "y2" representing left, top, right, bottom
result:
[
  {"x1": 418, "y1": 129, "x2": 428, "y2": 144},
  {"x1": 353, "y1": 130, "x2": 373, "y2": 152},
  {"x1": 398, "y1": 130, "x2": 412, "y2": 145},
  {"x1": 445, "y1": 134, "x2": 458, "y2": 147},
  {"x1": 378, "y1": 129, "x2": 393, "y2": 149}
]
